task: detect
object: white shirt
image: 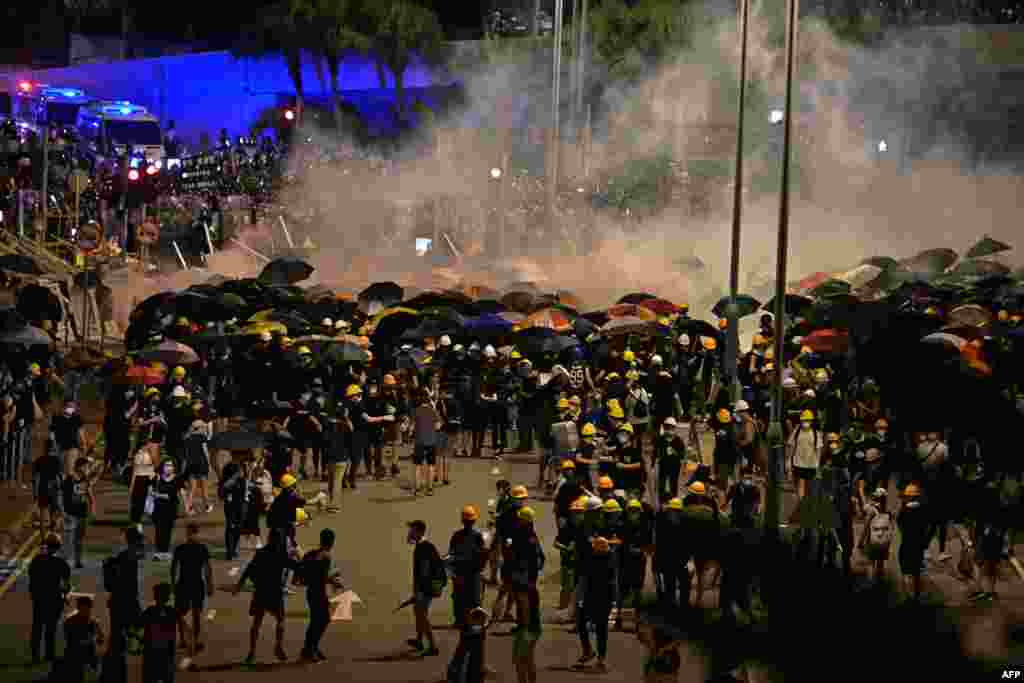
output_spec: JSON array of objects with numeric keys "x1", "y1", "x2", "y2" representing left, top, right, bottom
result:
[{"x1": 133, "y1": 448, "x2": 155, "y2": 478}]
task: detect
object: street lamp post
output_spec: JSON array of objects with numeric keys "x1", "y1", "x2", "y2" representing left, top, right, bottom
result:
[
  {"x1": 766, "y1": 0, "x2": 800, "y2": 538},
  {"x1": 726, "y1": 0, "x2": 751, "y2": 406},
  {"x1": 548, "y1": 0, "x2": 565, "y2": 239}
]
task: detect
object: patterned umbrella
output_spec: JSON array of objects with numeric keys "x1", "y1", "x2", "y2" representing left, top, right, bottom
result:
[
  {"x1": 137, "y1": 340, "x2": 200, "y2": 366},
  {"x1": 607, "y1": 303, "x2": 657, "y2": 322},
  {"x1": 617, "y1": 293, "x2": 657, "y2": 305},
  {"x1": 947, "y1": 304, "x2": 992, "y2": 328},
  {"x1": 638, "y1": 298, "x2": 682, "y2": 316},
  {"x1": 517, "y1": 308, "x2": 573, "y2": 333},
  {"x1": 600, "y1": 317, "x2": 655, "y2": 337}
]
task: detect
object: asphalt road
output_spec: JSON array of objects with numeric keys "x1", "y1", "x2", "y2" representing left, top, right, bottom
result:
[{"x1": 0, "y1": 436, "x2": 1021, "y2": 681}]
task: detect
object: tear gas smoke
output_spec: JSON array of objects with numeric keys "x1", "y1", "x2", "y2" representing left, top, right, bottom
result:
[{"x1": 106, "y1": 4, "x2": 1023, "y2": 333}]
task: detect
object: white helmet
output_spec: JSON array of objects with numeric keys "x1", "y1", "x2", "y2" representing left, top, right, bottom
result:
[
  {"x1": 783, "y1": 377, "x2": 798, "y2": 388},
  {"x1": 551, "y1": 364, "x2": 568, "y2": 376},
  {"x1": 439, "y1": 335, "x2": 452, "y2": 347},
  {"x1": 400, "y1": 344, "x2": 413, "y2": 351},
  {"x1": 804, "y1": 389, "x2": 816, "y2": 398},
  {"x1": 662, "y1": 417, "x2": 678, "y2": 428},
  {"x1": 678, "y1": 334, "x2": 690, "y2": 346},
  {"x1": 259, "y1": 331, "x2": 272, "y2": 342},
  {"x1": 483, "y1": 344, "x2": 496, "y2": 358},
  {"x1": 734, "y1": 399, "x2": 750, "y2": 412},
  {"x1": 335, "y1": 320, "x2": 350, "y2": 329},
  {"x1": 321, "y1": 318, "x2": 333, "y2": 327},
  {"x1": 650, "y1": 354, "x2": 663, "y2": 366},
  {"x1": 172, "y1": 386, "x2": 187, "y2": 398},
  {"x1": 453, "y1": 344, "x2": 465, "y2": 352},
  {"x1": 469, "y1": 342, "x2": 480, "y2": 351}
]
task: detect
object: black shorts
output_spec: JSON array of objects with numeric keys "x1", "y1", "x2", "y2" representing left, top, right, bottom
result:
[
  {"x1": 898, "y1": 544, "x2": 925, "y2": 577},
  {"x1": 413, "y1": 444, "x2": 436, "y2": 466},
  {"x1": 187, "y1": 461, "x2": 210, "y2": 480},
  {"x1": 176, "y1": 586, "x2": 206, "y2": 612},
  {"x1": 793, "y1": 466, "x2": 816, "y2": 481},
  {"x1": 250, "y1": 594, "x2": 285, "y2": 618}
]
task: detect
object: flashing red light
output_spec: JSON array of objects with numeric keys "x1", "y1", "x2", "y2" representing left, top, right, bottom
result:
[
  {"x1": 145, "y1": 165, "x2": 157, "y2": 176},
  {"x1": 284, "y1": 109, "x2": 295, "y2": 121},
  {"x1": 18, "y1": 81, "x2": 32, "y2": 92},
  {"x1": 128, "y1": 169, "x2": 140, "y2": 181}
]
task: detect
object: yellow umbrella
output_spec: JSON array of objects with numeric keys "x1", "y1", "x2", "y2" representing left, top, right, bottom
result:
[
  {"x1": 248, "y1": 309, "x2": 276, "y2": 323},
  {"x1": 240, "y1": 321, "x2": 287, "y2": 336}
]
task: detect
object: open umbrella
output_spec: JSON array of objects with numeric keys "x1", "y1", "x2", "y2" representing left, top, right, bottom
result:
[
  {"x1": 573, "y1": 317, "x2": 600, "y2": 341},
  {"x1": 113, "y1": 365, "x2": 166, "y2": 386},
  {"x1": 130, "y1": 292, "x2": 177, "y2": 325},
  {"x1": 0, "y1": 325, "x2": 52, "y2": 346},
  {"x1": 802, "y1": 329, "x2": 850, "y2": 354},
  {"x1": 16, "y1": 284, "x2": 62, "y2": 322},
  {"x1": 259, "y1": 257, "x2": 315, "y2": 285},
  {"x1": 555, "y1": 290, "x2": 582, "y2": 309},
  {"x1": 464, "y1": 299, "x2": 506, "y2": 316},
  {"x1": 861, "y1": 256, "x2": 901, "y2": 271},
  {"x1": 370, "y1": 311, "x2": 420, "y2": 345},
  {"x1": 498, "y1": 311, "x2": 526, "y2": 325},
  {"x1": 762, "y1": 293, "x2": 814, "y2": 318},
  {"x1": 711, "y1": 294, "x2": 762, "y2": 319},
  {"x1": 607, "y1": 303, "x2": 658, "y2": 322},
  {"x1": 601, "y1": 317, "x2": 654, "y2": 337},
  {"x1": 837, "y1": 264, "x2": 882, "y2": 290},
  {"x1": 794, "y1": 271, "x2": 832, "y2": 293},
  {"x1": 464, "y1": 313, "x2": 514, "y2": 340},
  {"x1": 950, "y1": 259, "x2": 1010, "y2": 278},
  {"x1": 676, "y1": 318, "x2": 720, "y2": 339},
  {"x1": 325, "y1": 342, "x2": 371, "y2": 364},
  {"x1": 518, "y1": 308, "x2": 573, "y2": 333},
  {"x1": 513, "y1": 328, "x2": 577, "y2": 355},
  {"x1": 901, "y1": 248, "x2": 958, "y2": 275},
  {"x1": 393, "y1": 347, "x2": 431, "y2": 371},
  {"x1": 137, "y1": 340, "x2": 199, "y2": 366},
  {"x1": 921, "y1": 332, "x2": 967, "y2": 351},
  {"x1": 400, "y1": 317, "x2": 462, "y2": 341},
  {"x1": 174, "y1": 292, "x2": 228, "y2": 321},
  {"x1": 501, "y1": 292, "x2": 535, "y2": 314},
  {"x1": 581, "y1": 310, "x2": 610, "y2": 327},
  {"x1": 0, "y1": 306, "x2": 27, "y2": 332},
  {"x1": 638, "y1": 298, "x2": 682, "y2": 316},
  {"x1": 966, "y1": 236, "x2": 1012, "y2": 259},
  {"x1": 360, "y1": 282, "x2": 404, "y2": 306},
  {"x1": 616, "y1": 293, "x2": 657, "y2": 305},
  {"x1": 947, "y1": 304, "x2": 992, "y2": 328},
  {"x1": 369, "y1": 306, "x2": 418, "y2": 328},
  {"x1": 0, "y1": 254, "x2": 44, "y2": 276},
  {"x1": 404, "y1": 291, "x2": 466, "y2": 311},
  {"x1": 240, "y1": 321, "x2": 287, "y2": 337},
  {"x1": 810, "y1": 279, "x2": 852, "y2": 300}
]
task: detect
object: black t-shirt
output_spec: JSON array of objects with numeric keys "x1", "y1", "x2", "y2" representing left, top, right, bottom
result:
[
  {"x1": 50, "y1": 413, "x2": 83, "y2": 451},
  {"x1": 615, "y1": 447, "x2": 645, "y2": 491},
  {"x1": 33, "y1": 455, "x2": 63, "y2": 491},
  {"x1": 173, "y1": 541, "x2": 210, "y2": 590},
  {"x1": 300, "y1": 549, "x2": 338, "y2": 601},
  {"x1": 28, "y1": 553, "x2": 70, "y2": 600},
  {"x1": 412, "y1": 540, "x2": 440, "y2": 595}
]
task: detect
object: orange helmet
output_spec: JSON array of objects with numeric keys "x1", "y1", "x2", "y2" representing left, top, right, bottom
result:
[{"x1": 597, "y1": 476, "x2": 614, "y2": 490}]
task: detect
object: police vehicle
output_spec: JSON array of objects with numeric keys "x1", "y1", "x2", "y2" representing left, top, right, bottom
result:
[
  {"x1": 0, "y1": 79, "x2": 42, "y2": 135},
  {"x1": 37, "y1": 86, "x2": 93, "y2": 129},
  {"x1": 76, "y1": 100, "x2": 164, "y2": 167}
]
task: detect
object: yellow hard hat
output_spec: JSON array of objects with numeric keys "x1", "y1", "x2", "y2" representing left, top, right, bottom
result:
[
  {"x1": 151, "y1": 361, "x2": 166, "y2": 373},
  {"x1": 764, "y1": 348, "x2": 775, "y2": 361},
  {"x1": 560, "y1": 459, "x2": 576, "y2": 470},
  {"x1": 297, "y1": 345, "x2": 312, "y2": 355},
  {"x1": 280, "y1": 473, "x2": 298, "y2": 489},
  {"x1": 814, "y1": 369, "x2": 828, "y2": 383},
  {"x1": 569, "y1": 497, "x2": 587, "y2": 512},
  {"x1": 602, "y1": 499, "x2": 622, "y2": 513},
  {"x1": 626, "y1": 499, "x2": 643, "y2": 511},
  {"x1": 558, "y1": 398, "x2": 571, "y2": 410},
  {"x1": 172, "y1": 366, "x2": 186, "y2": 378},
  {"x1": 625, "y1": 369, "x2": 640, "y2": 381},
  {"x1": 510, "y1": 350, "x2": 522, "y2": 360},
  {"x1": 581, "y1": 423, "x2": 597, "y2": 437},
  {"x1": 667, "y1": 497, "x2": 684, "y2": 510},
  {"x1": 592, "y1": 536, "x2": 611, "y2": 553},
  {"x1": 764, "y1": 362, "x2": 775, "y2": 372},
  {"x1": 462, "y1": 505, "x2": 480, "y2": 522},
  {"x1": 568, "y1": 395, "x2": 581, "y2": 405},
  {"x1": 295, "y1": 508, "x2": 308, "y2": 524},
  {"x1": 658, "y1": 317, "x2": 671, "y2": 327},
  {"x1": 144, "y1": 387, "x2": 160, "y2": 398},
  {"x1": 717, "y1": 408, "x2": 731, "y2": 423},
  {"x1": 617, "y1": 422, "x2": 634, "y2": 434},
  {"x1": 176, "y1": 317, "x2": 189, "y2": 326},
  {"x1": 800, "y1": 409, "x2": 815, "y2": 422},
  {"x1": 622, "y1": 350, "x2": 636, "y2": 363},
  {"x1": 687, "y1": 481, "x2": 706, "y2": 496},
  {"x1": 997, "y1": 309, "x2": 1009, "y2": 321},
  {"x1": 345, "y1": 384, "x2": 363, "y2": 398},
  {"x1": 510, "y1": 485, "x2": 529, "y2": 499},
  {"x1": 382, "y1": 374, "x2": 397, "y2": 386},
  {"x1": 924, "y1": 307, "x2": 938, "y2": 316},
  {"x1": 679, "y1": 303, "x2": 689, "y2": 312},
  {"x1": 607, "y1": 400, "x2": 625, "y2": 419},
  {"x1": 28, "y1": 362, "x2": 41, "y2": 375},
  {"x1": 702, "y1": 337, "x2": 717, "y2": 351},
  {"x1": 902, "y1": 483, "x2": 922, "y2": 498},
  {"x1": 517, "y1": 506, "x2": 536, "y2": 523},
  {"x1": 598, "y1": 476, "x2": 614, "y2": 490}
]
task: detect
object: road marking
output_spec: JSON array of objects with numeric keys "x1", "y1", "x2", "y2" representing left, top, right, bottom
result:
[{"x1": 0, "y1": 529, "x2": 41, "y2": 600}]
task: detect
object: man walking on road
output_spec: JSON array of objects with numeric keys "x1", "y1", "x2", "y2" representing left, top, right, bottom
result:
[
  {"x1": 28, "y1": 533, "x2": 70, "y2": 666},
  {"x1": 234, "y1": 530, "x2": 296, "y2": 665},
  {"x1": 448, "y1": 505, "x2": 487, "y2": 629},
  {"x1": 405, "y1": 519, "x2": 441, "y2": 657},
  {"x1": 171, "y1": 522, "x2": 213, "y2": 669},
  {"x1": 103, "y1": 526, "x2": 144, "y2": 683},
  {"x1": 299, "y1": 528, "x2": 345, "y2": 662}
]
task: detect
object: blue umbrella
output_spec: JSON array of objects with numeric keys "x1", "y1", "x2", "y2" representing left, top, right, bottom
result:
[{"x1": 464, "y1": 313, "x2": 514, "y2": 340}]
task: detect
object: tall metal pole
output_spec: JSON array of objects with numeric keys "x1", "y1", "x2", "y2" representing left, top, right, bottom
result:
[
  {"x1": 726, "y1": 0, "x2": 750, "y2": 406},
  {"x1": 41, "y1": 126, "x2": 49, "y2": 242},
  {"x1": 568, "y1": 0, "x2": 579, "y2": 136},
  {"x1": 766, "y1": 0, "x2": 799, "y2": 538},
  {"x1": 548, "y1": 0, "x2": 565, "y2": 235}
]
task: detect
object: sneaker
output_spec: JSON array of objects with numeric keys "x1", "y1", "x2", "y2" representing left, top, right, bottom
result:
[
  {"x1": 572, "y1": 653, "x2": 595, "y2": 670},
  {"x1": 206, "y1": 504, "x2": 214, "y2": 514},
  {"x1": 274, "y1": 646, "x2": 288, "y2": 661},
  {"x1": 243, "y1": 654, "x2": 255, "y2": 667},
  {"x1": 315, "y1": 651, "x2": 328, "y2": 662},
  {"x1": 593, "y1": 659, "x2": 609, "y2": 673}
]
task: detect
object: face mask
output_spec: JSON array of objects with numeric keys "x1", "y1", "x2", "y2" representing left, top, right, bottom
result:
[
  {"x1": 406, "y1": 532, "x2": 417, "y2": 545},
  {"x1": 64, "y1": 408, "x2": 74, "y2": 416},
  {"x1": 163, "y1": 469, "x2": 175, "y2": 481}
]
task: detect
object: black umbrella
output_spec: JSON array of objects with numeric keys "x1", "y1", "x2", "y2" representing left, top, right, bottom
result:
[
  {"x1": 762, "y1": 293, "x2": 814, "y2": 318},
  {"x1": 581, "y1": 310, "x2": 610, "y2": 327},
  {"x1": 0, "y1": 254, "x2": 44, "y2": 276},
  {"x1": 711, "y1": 294, "x2": 762, "y2": 318},
  {"x1": 809, "y1": 279, "x2": 852, "y2": 300},
  {"x1": 16, "y1": 284, "x2": 62, "y2": 322},
  {"x1": 513, "y1": 328, "x2": 577, "y2": 355},
  {"x1": 464, "y1": 299, "x2": 507, "y2": 316},
  {"x1": 463, "y1": 314, "x2": 514, "y2": 340},
  {"x1": 965, "y1": 236, "x2": 1012, "y2": 259},
  {"x1": 901, "y1": 248, "x2": 958, "y2": 275},
  {"x1": 264, "y1": 285, "x2": 308, "y2": 307},
  {"x1": 258, "y1": 257, "x2": 315, "y2": 285},
  {"x1": 0, "y1": 325, "x2": 52, "y2": 346},
  {"x1": 209, "y1": 430, "x2": 293, "y2": 452},
  {"x1": 0, "y1": 306, "x2": 27, "y2": 332},
  {"x1": 360, "y1": 282, "x2": 404, "y2": 306},
  {"x1": 573, "y1": 316, "x2": 600, "y2": 341},
  {"x1": 400, "y1": 317, "x2": 462, "y2": 341},
  {"x1": 370, "y1": 311, "x2": 420, "y2": 346},
  {"x1": 130, "y1": 292, "x2": 177, "y2": 325},
  {"x1": 617, "y1": 292, "x2": 658, "y2": 305},
  {"x1": 174, "y1": 292, "x2": 230, "y2": 321},
  {"x1": 676, "y1": 318, "x2": 721, "y2": 340}
]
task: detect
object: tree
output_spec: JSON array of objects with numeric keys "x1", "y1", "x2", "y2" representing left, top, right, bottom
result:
[
  {"x1": 234, "y1": 1, "x2": 312, "y2": 123},
  {"x1": 366, "y1": 0, "x2": 447, "y2": 122},
  {"x1": 587, "y1": 0, "x2": 699, "y2": 83}
]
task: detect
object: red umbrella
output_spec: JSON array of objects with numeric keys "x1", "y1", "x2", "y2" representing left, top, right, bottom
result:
[
  {"x1": 793, "y1": 271, "x2": 832, "y2": 294},
  {"x1": 607, "y1": 303, "x2": 657, "y2": 322},
  {"x1": 638, "y1": 298, "x2": 682, "y2": 316},
  {"x1": 802, "y1": 329, "x2": 849, "y2": 354},
  {"x1": 114, "y1": 365, "x2": 165, "y2": 386}
]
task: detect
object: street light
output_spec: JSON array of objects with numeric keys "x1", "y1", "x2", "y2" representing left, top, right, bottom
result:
[
  {"x1": 770, "y1": 109, "x2": 784, "y2": 124},
  {"x1": 490, "y1": 167, "x2": 503, "y2": 180},
  {"x1": 878, "y1": 140, "x2": 887, "y2": 153}
]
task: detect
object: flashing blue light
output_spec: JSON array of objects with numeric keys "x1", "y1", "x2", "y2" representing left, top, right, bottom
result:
[{"x1": 120, "y1": 107, "x2": 131, "y2": 114}]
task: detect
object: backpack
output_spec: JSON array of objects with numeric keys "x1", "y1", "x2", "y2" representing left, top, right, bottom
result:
[
  {"x1": 65, "y1": 478, "x2": 88, "y2": 518},
  {"x1": 429, "y1": 545, "x2": 448, "y2": 598},
  {"x1": 102, "y1": 555, "x2": 120, "y2": 592}
]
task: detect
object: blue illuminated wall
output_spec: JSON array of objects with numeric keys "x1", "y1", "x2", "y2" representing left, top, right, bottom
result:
[{"x1": 17, "y1": 50, "x2": 450, "y2": 145}]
